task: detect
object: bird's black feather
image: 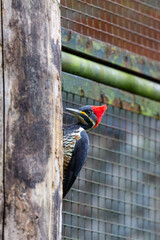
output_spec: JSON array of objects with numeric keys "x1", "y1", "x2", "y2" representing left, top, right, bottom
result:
[
  {"x1": 63, "y1": 127, "x2": 89, "y2": 198},
  {"x1": 63, "y1": 104, "x2": 107, "y2": 197}
]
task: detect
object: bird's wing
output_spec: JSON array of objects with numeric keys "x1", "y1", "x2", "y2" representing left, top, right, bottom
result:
[{"x1": 63, "y1": 130, "x2": 89, "y2": 198}]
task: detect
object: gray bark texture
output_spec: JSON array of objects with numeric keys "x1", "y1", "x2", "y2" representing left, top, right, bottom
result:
[
  {"x1": 0, "y1": 0, "x2": 3, "y2": 237},
  {"x1": 0, "y1": 0, "x2": 63, "y2": 239}
]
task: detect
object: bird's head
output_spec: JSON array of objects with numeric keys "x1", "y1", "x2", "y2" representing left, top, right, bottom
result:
[{"x1": 66, "y1": 104, "x2": 107, "y2": 131}]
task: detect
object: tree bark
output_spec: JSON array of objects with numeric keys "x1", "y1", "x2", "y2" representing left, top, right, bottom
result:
[
  {"x1": 0, "y1": 0, "x2": 4, "y2": 237},
  {"x1": 1, "y1": 0, "x2": 63, "y2": 239}
]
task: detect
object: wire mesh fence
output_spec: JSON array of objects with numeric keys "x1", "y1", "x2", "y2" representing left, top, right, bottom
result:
[
  {"x1": 61, "y1": 0, "x2": 160, "y2": 61},
  {"x1": 61, "y1": 0, "x2": 160, "y2": 239},
  {"x1": 62, "y1": 89, "x2": 160, "y2": 240}
]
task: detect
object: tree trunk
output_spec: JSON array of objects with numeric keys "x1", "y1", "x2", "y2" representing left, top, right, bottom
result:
[
  {"x1": 0, "y1": 0, "x2": 4, "y2": 237},
  {"x1": 1, "y1": 0, "x2": 63, "y2": 239}
]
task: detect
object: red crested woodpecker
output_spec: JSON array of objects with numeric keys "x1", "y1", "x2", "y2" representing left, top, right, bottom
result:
[{"x1": 63, "y1": 104, "x2": 107, "y2": 198}]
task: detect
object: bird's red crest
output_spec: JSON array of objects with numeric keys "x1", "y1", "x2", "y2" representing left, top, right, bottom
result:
[{"x1": 91, "y1": 104, "x2": 107, "y2": 128}]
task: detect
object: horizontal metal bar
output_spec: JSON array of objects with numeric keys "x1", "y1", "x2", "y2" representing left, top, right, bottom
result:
[
  {"x1": 90, "y1": 140, "x2": 160, "y2": 166},
  {"x1": 92, "y1": 122, "x2": 160, "y2": 145},
  {"x1": 62, "y1": 72, "x2": 160, "y2": 119},
  {"x1": 133, "y1": 0, "x2": 160, "y2": 10},
  {"x1": 84, "y1": 163, "x2": 160, "y2": 190},
  {"x1": 89, "y1": 132, "x2": 160, "y2": 156},
  {"x1": 74, "y1": 177, "x2": 160, "y2": 201},
  {"x1": 64, "y1": 1, "x2": 160, "y2": 32},
  {"x1": 63, "y1": 223, "x2": 135, "y2": 239},
  {"x1": 62, "y1": 236, "x2": 77, "y2": 240},
  {"x1": 106, "y1": 0, "x2": 160, "y2": 23},
  {"x1": 63, "y1": 199, "x2": 160, "y2": 224},
  {"x1": 63, "y1": 211, "x2": 159, "y2": 235},
  {"x1": 87, "y1": 152, "x2": 160, "y2": 180},
  {"x1": 64, "y1": 188, "x2": 158, "y2": 212}
]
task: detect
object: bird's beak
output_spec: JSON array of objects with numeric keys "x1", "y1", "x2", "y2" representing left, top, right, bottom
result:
[
  {"x1": 66, "y1": 108, "x2": 88, "y2": 124},
  {"x1": 66, "y1": 108, "x2": 84, "y2": 117}
]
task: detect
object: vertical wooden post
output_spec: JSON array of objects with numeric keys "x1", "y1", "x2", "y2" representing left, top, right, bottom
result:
[
  {"x1": 0, "y1": 0, "x2": 4, "y2": 237},
  {"x1": 1, "y1": 0, "x2": 63, "y2": 239}
]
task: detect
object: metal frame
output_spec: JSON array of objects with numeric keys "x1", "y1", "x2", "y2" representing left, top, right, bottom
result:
[{"x1": 62, "y1": 26, "x2": 160, "y2": 81}]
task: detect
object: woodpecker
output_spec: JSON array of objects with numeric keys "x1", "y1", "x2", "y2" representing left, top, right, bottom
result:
[{"x1": 63, "y1": 104, "x2": 107, "y2": 198}]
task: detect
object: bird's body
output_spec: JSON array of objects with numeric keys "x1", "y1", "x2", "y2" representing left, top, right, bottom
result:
[
  {"x1": 63, "y1": 105, "x2": 107, "y2": 198},
  {"x1": 63, "y1": 125, "x2": 89, "y2": 198}
]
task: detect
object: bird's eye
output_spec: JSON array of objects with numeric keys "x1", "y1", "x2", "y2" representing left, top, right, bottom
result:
[{"x1": 87, "y1": 110, "x2": 92, "y2": 115}]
